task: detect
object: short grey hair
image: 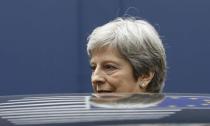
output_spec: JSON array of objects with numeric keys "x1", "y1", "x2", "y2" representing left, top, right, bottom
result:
[{"x1": 87, "y1": 17, "x2": 167, "y2": 93}]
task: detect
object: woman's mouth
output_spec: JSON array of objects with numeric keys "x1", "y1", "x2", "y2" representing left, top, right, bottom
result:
[{"x1": 97, "y1": 90, "x2": 113, "y2": 93}]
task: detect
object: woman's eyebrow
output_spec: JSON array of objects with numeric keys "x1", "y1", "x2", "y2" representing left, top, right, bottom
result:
[
  {"x1": 102, "y1": 60, "x2": 121, "y2": 66},
  {"x1": 89, "y1": 61, "x2": 95, "y2": 65},
  {"x1": 89, "y1": 58, "x2": 95, "y2": 64}
]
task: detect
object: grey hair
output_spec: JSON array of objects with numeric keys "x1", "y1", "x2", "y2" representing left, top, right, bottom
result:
[{"x1": 87, "y1": 17, "x2": 167, "y2": 93}]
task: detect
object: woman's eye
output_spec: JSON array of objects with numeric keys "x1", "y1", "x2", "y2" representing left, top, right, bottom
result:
[
  {"x1": 90, "y1": 65, "x2": 96, "y2": 71},
  {"x1": 104, "y1": 64, "x2": 117, "y2": 71}
]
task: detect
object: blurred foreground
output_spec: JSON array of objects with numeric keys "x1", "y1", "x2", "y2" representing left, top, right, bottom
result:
[{"x1": 0, "y1": 93, "x2": 210, "y2": 126}]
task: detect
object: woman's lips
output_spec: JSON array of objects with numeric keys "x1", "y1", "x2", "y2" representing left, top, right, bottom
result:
[{"x1": 97, "y1": 90, "x2": 113, "y2": 93}]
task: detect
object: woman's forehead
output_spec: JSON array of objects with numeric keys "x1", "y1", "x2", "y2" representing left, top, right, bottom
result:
[
  {"x1": 91, "y1": 46, "x2": 122, "y2": 57},
  {"x1": 90, "y1": 47, "x2": 126, "y2": 63}
]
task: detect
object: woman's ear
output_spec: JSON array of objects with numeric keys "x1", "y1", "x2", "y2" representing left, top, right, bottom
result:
[{"x1": 137, "y1": 72, "x2": 154, "y2": 89}]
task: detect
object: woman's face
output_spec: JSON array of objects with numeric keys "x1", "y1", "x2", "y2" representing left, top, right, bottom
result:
[{"x1": 90, "y1": 46, "x2": 144, "y2": 93}]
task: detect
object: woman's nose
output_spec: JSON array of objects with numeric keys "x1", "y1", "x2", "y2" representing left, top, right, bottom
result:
[{"x1": 91, "y1": 68, "x2": 106, "y2": 86}]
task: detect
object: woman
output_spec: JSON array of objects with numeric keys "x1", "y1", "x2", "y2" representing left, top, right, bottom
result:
[{"x1": 87, "y1": 17, "x2": 167, "y2": 93}]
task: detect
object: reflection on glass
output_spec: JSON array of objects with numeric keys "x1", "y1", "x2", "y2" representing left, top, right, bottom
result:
[
  {"x1": 89, "y1": 93, "x2": 165, "y2": 108},
  {"x1": 0, "y1": 93, "x2": 210, "y2": 125}
]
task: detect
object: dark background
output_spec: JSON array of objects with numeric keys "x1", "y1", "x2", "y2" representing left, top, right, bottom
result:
[{"x1": 0, "y1": 0, "x2": 210, "y2": 95}]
